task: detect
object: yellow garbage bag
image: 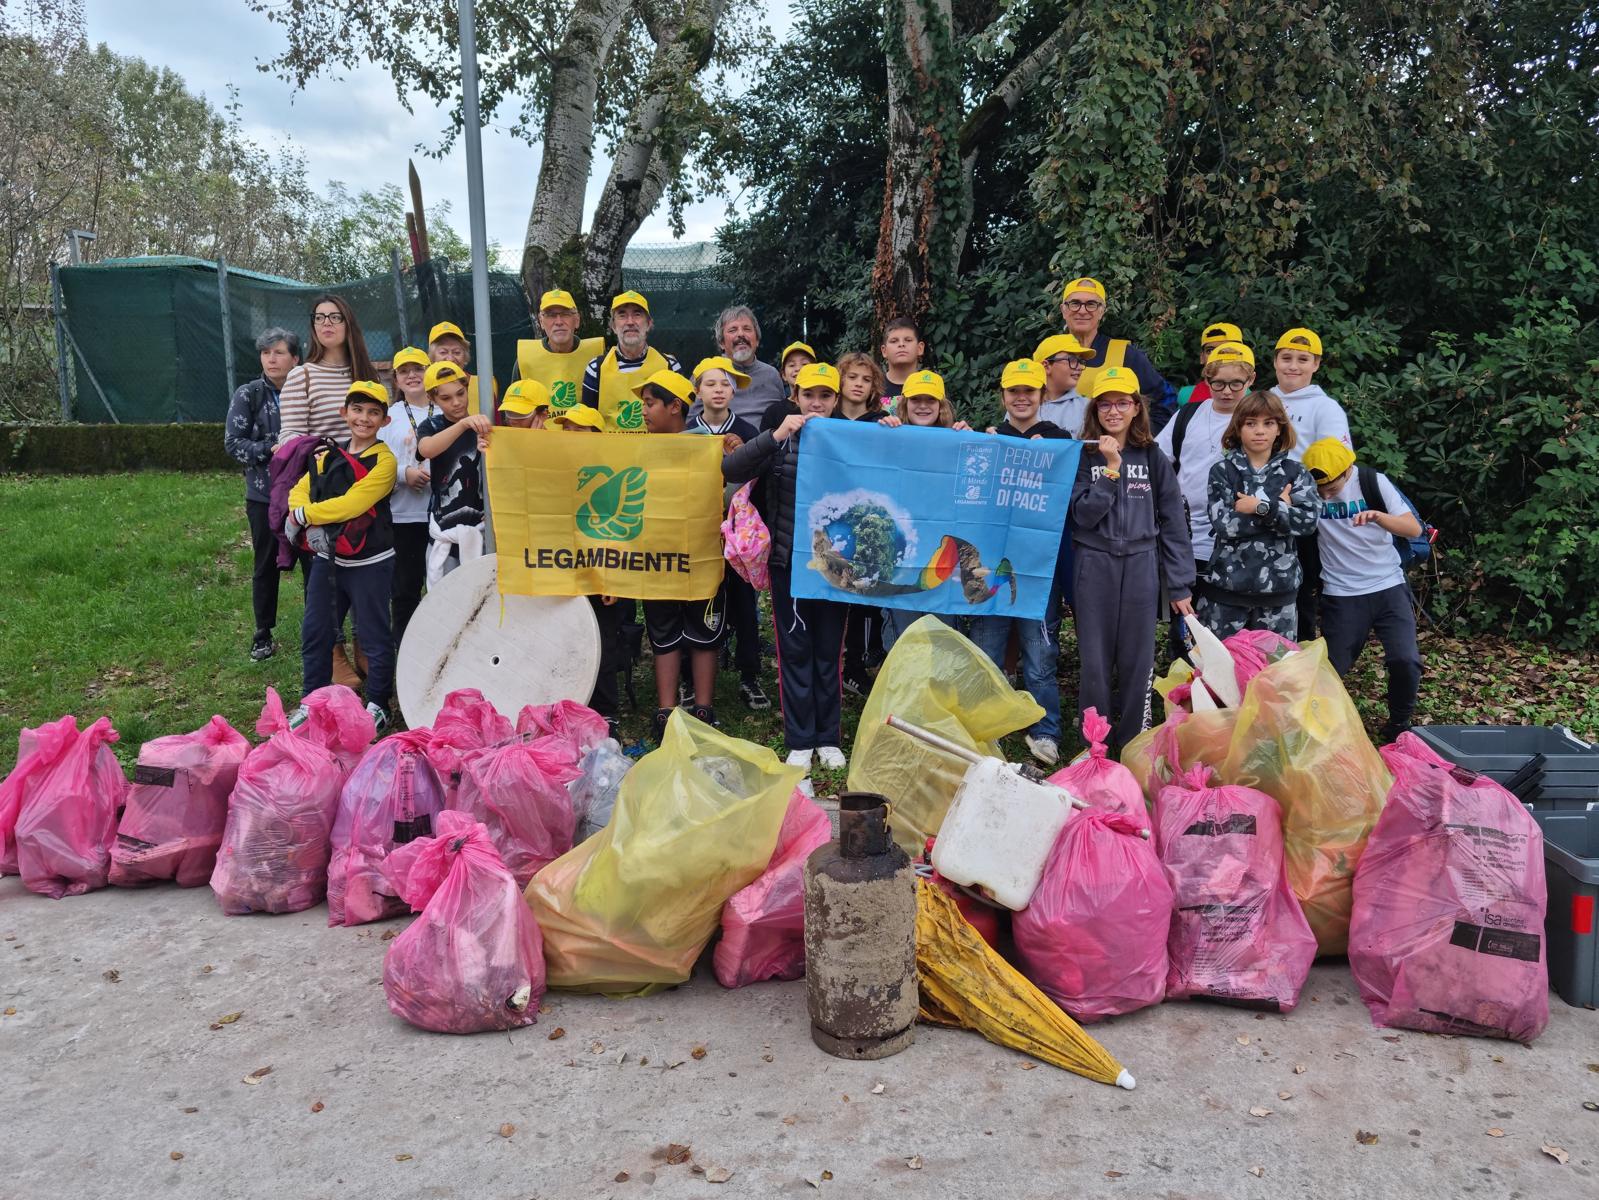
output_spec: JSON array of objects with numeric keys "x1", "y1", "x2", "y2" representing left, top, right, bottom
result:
[
  {"x1": 1221, "y1": 639, "x2": 1390, "y2": 956},
  {"x1": 525, "y1": 710, "x2": 804, "y2": 995},
  {"x1": 848, "y1": 616, "x2": 1043, "y2": 856},
  {"x1": 915, "y1": 882, "x2": 1134, "y2": 1088}
]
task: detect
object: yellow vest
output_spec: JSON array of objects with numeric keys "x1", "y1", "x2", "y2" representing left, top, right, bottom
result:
[
  {"x1": 516, "y1": 335, "x2": 605, "y2": 412},
  {"x1": 466, "y1": 375, "x2": 499, "y2": 417},
  {"x1": 1075, "y1": 338, "x2": 1130, "y2": 398},
  {"x1": 597, "y1": 346, "x2": 667, "y2": 433}
]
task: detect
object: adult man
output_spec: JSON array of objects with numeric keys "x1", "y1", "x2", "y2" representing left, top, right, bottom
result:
[
  {"x1": 581, "y1": 291, "x2": 682, "y2": 432},
  {"x1": 1059, "y1": 275, "x2": 1175, "y2": 429},
  {"x1": 692, "y1": 304, "x2": 786, "y2": 424},
  {"x1": 513, "y1": 288, "x2": 605, "y2": 415}
]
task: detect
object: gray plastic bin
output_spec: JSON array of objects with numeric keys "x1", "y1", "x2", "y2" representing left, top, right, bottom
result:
[
  {"x1": 1414, "y1": 724, "x2": 1598, "y2": 775},
  {"x1": 1532, "y1": 809, "x2": 1599, "y2": 1009}
]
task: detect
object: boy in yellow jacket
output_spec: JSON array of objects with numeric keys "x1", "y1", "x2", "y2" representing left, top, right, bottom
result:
[{"x1": 286, "y1": 380, "x2": 399, "y2": 731}]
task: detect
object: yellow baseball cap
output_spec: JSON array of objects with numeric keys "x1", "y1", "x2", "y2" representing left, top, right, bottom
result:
[
  {"x1": 631, "y1": 368, "x2": 694, "y2": 405},
  {"x1": 780, "y1": 341, "x2": 816, "y2": 366},
  {"x1": 1088, "y1": 365, "x2": 1140, "y2": 399},
  {"x1": 901, "y1": 369, "x2": 946, "y2": 401},
  {"x1": 1276, "y1": 327, "x2": 1323, "y2": 356},
  {"x1": 691, "y1": 355, "x2": 752, "y2": 387},
  {"x1": 551, "y1": 404, "x2": 604, "y2": 431},
  {"x1": 539, "y1": 288, "x2": 578, "y2": 312},
  {"x1": 345, "y1": 380, "x2": 389, "y2": 406},
  {"x1": 428, "y1": 321, "x2": 466, "y2": 344},
  {"x1": 610, "y1": 290, "x2": 650, "y2": 314},
  {"x1": 391, "y1": 346, "x2": 430, "y2": 371},
  {"x1": 1000, "y1": 359, "x2": 1045, "y2": 389},
  {"x1": 1033, "y1": 333, "x2": 1091, "y2": 362},
  {"x1": 794, "y1": 362, "x2": 840, "y2": 391},
  {"x1": 1302, "y1": 438, "x2": 1356, "y2": 484},
  {"x1": 1201, "y1": 321, "x2": 1242, "y2": 347},
  {"x1": 1061, "y1": 276, "x2": 1107, "y2": 304},
  {"x1": 1205, "y1": 341, "x2": 1255, "y2": 370},
  {"x1": 499, "y1": 379, "x2": 551, "y2": 416},
  {"x1": 423, "y1": 361, "x2": 468, "y2": 391}
]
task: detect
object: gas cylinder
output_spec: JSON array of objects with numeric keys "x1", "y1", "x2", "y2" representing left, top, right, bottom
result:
[{"x1": 803, "y1": 791, "x2": 918, "y2": 1060}]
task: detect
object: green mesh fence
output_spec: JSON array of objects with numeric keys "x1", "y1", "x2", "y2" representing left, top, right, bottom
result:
[{"x1": 55, "y1": 244, "x2": 735, "y2": 424}]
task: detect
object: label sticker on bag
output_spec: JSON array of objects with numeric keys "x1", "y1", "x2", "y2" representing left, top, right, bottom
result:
[{"x1": 133, "y1": 765, "x2": 178, "y2": 787}]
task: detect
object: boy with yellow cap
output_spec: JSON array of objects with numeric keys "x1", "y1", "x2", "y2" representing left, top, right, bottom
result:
[
  {"x1": 1178, "y1": 321, "x2": 1243, "y2": 407},
  {"x1": 581, "y1": 291, "x2": 683, "y2": 431},
  {"x1": 498, "y1": 379, "x2": 552, "y2": 428},
  {"x1": 513, "y1": 288, "x2": 604, "y2": 414},
  {"x1": 549, "y1": 403, "x2": 604, "y2": 431},
  {"x1": 1033, "y1": 333, "x2": 1091, "y2": 435},
  {"x1": 416, "y1": 360, "x2": 490, "y2": 585},
  {"x1": 687, "y1": 356, "x2": 757, "y2": 445},
  {"x1": 377, "y1": 345, "x2": 435, "y2": 643},
  {"x1": 427, "y1": 320, "x2": 499, "y2": 417},
  {"x1": 1303, "y1": 437, "x2": 1424, "y2": 742}
]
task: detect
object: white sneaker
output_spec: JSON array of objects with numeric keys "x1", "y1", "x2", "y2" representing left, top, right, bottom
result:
[
  {"x1": 785, "y1": 748, "x2": 814, "y2": 770},
  {"x1": 816, "y1": 745, "x2": 847, "y2": 770},
  {"x1": 1025, "y1": 735, "x2": 1059, "y2": 767}
]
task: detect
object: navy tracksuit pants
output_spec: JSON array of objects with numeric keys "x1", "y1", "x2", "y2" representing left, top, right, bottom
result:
[
  {"x1": 1073, "y1": 544, "x2": 1160, "y2": 754},
  {"x1": 302, "y1": 556, "x2": 395, "y2": 709},
  {"x1": 770, "y1": 565, "x2": 846, "y2": 752}
]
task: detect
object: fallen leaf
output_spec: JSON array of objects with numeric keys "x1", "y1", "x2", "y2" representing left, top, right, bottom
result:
[
  {"x1": 1019, "y1": 1062, "x2": 1038, "y2": 1071},
  {"x1": 380, "y1": 929, "x2": 398, "y2": 941},
  {"x1": 1541, "y1": 1143, "x2": 1569, "y2": 1165},
  {"x1": 1355, "y1": 1130, "x2": 1379, "y2": 1146},
  {"x1": 782, "y1": 1115, "x2": 798, "y2": 1126},
  {"x1": 169, "y1": 1151, "x2": 183, "y2": 1161},
  {"x1": 103, "y1": 969, "x2": 120, "y2": 983},
  {"x1": 870, "y1": 1083, "x2": 885, "y2": 1095},
  {"x1": 548, "y1": 1027, "x2": 565, "y2": 1040},
  {"x1": 1236, "y1": 1034, "x2": 1251, "y2": 1045},
  {"x1": 537, "y1": 1002, "x2": 551, "y2": 1014},
  {"x1": 1249, "y1": 1107, "x2": 1273, "y2": 1118},
  {"x1": 905, "y1": 1156, "x2": 923, "y2": 1170},
  {"x1": 1293, "y1": 1064, "x2": 1307, "y2": 1074},
  {"x1": 1583, "y1": 1101, "x2": 1599, "y2": 1113},
  {"x1": 822, "y1": 1170, "x2": 833, "y2": 1181},
  {"x1": 310, "y1": 1102, "x2": 324, "y2": 1113},
  {"x1": 589, "y1": 1041, "x2": 604, "y2": 1054},
  {"x1": 690, "y1": 1045, "x2": 707, "y2": 1060},
  {"x1": 1248, "y1": 1166, "x2": 1265, "y2": 1178},
  {"x1": 706, "y1": 1167, "x2": 733, "y2": 1183},
  {"x1": 762, "y1": 1053, "x2": 774, "y2": 1063},
  {"x1": 614, "y1": 1171, "x2": 630, "y2": 1183},
  {"x1": 1381, "y1": 1035, "x2": 1402, "y2": 1044},
  {"x1": 1277, "y1": 1092, "x2": 1293, "y2": 1101},
  {"x1": 665, "y1": 1144, "x2": 692, "y2": 1165},
  {"x1": 499, "y1": 1123, "x2": 515, "y2": 1139},
  {"x1": 1587, "y1": 1063, "x2": 1598, "y2": 1073},
  {"x1": 395, "y1": 1154, "x2": 413, "y2": 1162},
  {"x1": 691, "y1": 1164, "x2": 705, "y2": 1176},
  {"x1": 1105, "y1": 1170, "x2": 1124, "y2": 1178},
  {"x1": 639, "y1": 1056, "x2": 648, "y2": 1066},
  {"x1": 201, "y1": 964, "x2": 213, "y2": 973},
  {"x1": 1486, "y1": 1127, "x2": 1504, "y2": 1138},
  {"x1": 3, "y1": 1007, "x2": 15, "y2": 1016},
  {"x1": 213, "y1": 1011, "x2": 243, "y2": 1026},
  {"x1": 181, "y1": 1107, "x2": 198, "y2": 1114},
  {"x1": 841, "y1": 1094, "x2": 849, "y2": 1102}
]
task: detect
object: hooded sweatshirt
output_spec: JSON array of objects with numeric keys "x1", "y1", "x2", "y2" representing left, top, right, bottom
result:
[
  {"x1": 1069, "y1": 443, "x2": 1194, "y2": 600},
  {"x1": 1205, "y1": 449, "x2": 1320, "y2": 606},
  {"x1": 1270, "y1": 382, "x2": 1352, "y2": 461}
]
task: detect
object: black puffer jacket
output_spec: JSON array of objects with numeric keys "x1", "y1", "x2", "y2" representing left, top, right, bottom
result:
[{"x1": 722, "y1": 424, "x2": 807, "y2": 569}]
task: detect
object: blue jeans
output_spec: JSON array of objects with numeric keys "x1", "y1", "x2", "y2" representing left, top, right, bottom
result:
[
  {"x1": 971, "y1": 603, "x2": 1061, "y2": 741},
  {"x1": 880, "y1": 607, "x2": 961, "y2": 652},
  {"x1": 302, "y1": 555, "x2": 395, "y2": 709}
]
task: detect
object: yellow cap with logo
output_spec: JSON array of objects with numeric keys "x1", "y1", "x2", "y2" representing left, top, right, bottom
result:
[
  {"x1": 631, "y1": 368, "x2": 694, "y2": 405},
  {"x1": 795, "y1": 362, "x2": 840, "y2": 391},
  {"x1": 500, "y1": 379, "x2": 552, "y2": 416},
  {"x1": 1201, "y1": 321, "x2": 1243, "y2": 347},
  {"x1": 780, "y1": 341, "x2": 816, "y2": 366},
  {"x1": 1088, "y1": 365, "x2": 1140, "y2": 399},
  {"x1": 391, "y1": 346, "x2": 430, "y2": 371},
  {"x1": 1302, "y1": 438, "x2": 1356, "y2": 483},
  {"x1": 691, "y1": 355, "x2": 752, "y2": 387},
  {"x1": 345, "y1": 380, "x2": 389, "y2": 407},
  {"x1": 423, "y1": 361, "x2": 468, "y2": 391},
  {"x1": 539, "y1": 289, "x2": 578, "y2": 312},
  {"x1": 1275, "y1": 327, "x2": 1323, "y2": 356},
  {"x1": 1000, "y1": 359, "x2": 1045, "y2": 389},
  {"x1": 1205, "y1": 341, "x2": 1255, "y2": 370},
  {"x1": 428, "y1": 321, "x2": 466, "y2": 344},
  {"x1": 901, "y1": 369, "x2": 946, "y2": 401},
  {"x1": 1033, "y1": 333, "x2": 1090, "y2": 362},
  {"x1": 552, "y1": 404, "x2": 605, "y2": 431},
  {"x1": 610, "y1": 290, "x2": 650, "y2": 314},
  {"x1": 1061, "y1": 276, "x2": 1107, "y2": 303}
]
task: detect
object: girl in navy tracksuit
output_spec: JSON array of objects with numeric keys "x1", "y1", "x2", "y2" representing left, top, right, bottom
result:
[{"x1": 1070, "y1": 366, "x2": 1195, "y2": 753}]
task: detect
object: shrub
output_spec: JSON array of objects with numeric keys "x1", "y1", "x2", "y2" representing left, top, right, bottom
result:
[{"x1": 0, "y1": 423, "x2": 234, "y2": 473}]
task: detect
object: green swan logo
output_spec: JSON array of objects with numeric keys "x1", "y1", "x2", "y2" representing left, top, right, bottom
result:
[
  {"x1": 576, "y1": 465, "x2": 648, "y2": 542},
  {"x1": 615, "y1": 398, "x2": 644, "y2": 430},
  {"x1": 550, "y1": 380, "x2": 577, "y2": 410}
]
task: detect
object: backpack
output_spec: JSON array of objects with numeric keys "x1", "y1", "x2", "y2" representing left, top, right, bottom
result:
[
  {"x1": 1168, "y1": 400, "x2": 1203, "y2": 477},
  {"x1": 1357, "y1": 465, "x2": 1437, "y2": 567}
]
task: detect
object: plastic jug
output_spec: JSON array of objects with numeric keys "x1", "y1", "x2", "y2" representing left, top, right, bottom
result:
[{"x1": 930, "y1": 758, "x2": 1075, "y2": 910}]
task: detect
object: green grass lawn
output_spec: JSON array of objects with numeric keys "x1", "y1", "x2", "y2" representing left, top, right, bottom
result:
[{"x1": 1, "y1": 471, "x2": 1594, "y2": 776}]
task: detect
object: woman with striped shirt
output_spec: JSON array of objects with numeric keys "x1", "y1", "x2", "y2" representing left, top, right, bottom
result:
[{"x1": 275, "y1": 295, "x2": 378, "y2": 445}]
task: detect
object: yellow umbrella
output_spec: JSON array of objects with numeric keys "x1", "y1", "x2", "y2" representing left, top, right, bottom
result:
[{"x1": 915, "y1": 881, "x2": 1136, "y2": 1089}]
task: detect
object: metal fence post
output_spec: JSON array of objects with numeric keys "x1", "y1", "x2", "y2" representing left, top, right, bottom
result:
[
  {"x1": 458, "y1": 0, "x2": 498, "y2": 553},
  {"x1": 217, "y1": 256, "x2": 237, "y2": 411},
  {"x1": 391, "y1": 246, "x2": 411, "y2": 348},
  {"x1": 51, "y1": 263, "x2": 71, "y2": 420}
]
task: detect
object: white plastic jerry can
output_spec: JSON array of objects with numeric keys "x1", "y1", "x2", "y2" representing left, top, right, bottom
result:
[{"x1": 929, "y1": 757, "x2": 1075, "y2": 910}]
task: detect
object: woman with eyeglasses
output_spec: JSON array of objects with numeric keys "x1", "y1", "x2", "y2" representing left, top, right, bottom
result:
[
  {"x1": 1069, "y1": 366, "x2": 1194, "y2": 756},
  {"x1": 1059, "y1": 275, "x2": 1175, "y2": 430},
  {"x1": 275, "y1": 294, "x2": 378, "y2": 445}
]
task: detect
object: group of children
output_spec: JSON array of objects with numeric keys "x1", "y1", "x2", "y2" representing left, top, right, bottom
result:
[{"x1": 257, "y1": 279, "x2": 1426, "y2": 768}]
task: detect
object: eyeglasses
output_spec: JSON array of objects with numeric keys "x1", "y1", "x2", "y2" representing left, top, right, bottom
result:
[
  {"x1": 1208, "y1": 378, "x2": 1249, "y2": 393},
  {"x1": 312, "y1": 312, "x2": 346, "y2": 325},
  {"x1": 1095, "y1": 399, "x2": 1135, "y2": 412},
  {"x1": 1044, "y1": 354, "x2": 1088, "y2": 367},
  {"x1": 1064, "y1": 300, "x2": 1104, "y2": 314}
]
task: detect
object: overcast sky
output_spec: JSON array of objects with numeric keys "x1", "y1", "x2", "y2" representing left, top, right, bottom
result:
[{"x1": 81, "y1": 0, "x2": 761, "y2": 270}]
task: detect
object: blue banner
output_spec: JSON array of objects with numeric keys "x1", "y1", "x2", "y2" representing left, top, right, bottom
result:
[{"x1": 790, "y1": 420, "x2": 1082, "y2": 620}]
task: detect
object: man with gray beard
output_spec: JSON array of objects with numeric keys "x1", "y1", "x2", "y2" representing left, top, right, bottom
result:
[{"x1": 692, "y1": 304, "x2": 787, "y2": 424}]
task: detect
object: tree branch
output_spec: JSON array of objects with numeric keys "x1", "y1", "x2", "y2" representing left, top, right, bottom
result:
[{"x1": 958, "y1": 10, "x2": 1082, "y2": 158}]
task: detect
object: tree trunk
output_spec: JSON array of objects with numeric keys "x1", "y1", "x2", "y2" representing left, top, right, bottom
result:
[
  {"x1": 520, "y1": 0, "x2": 633, "y2": 309},
  {"x1": 580, "y1": 0, "x2": 727, "y2": 318}
]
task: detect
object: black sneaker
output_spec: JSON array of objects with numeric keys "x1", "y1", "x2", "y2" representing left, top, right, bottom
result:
[
  {"x1": 606, "y1": 718, "x2": 620, "y2": 743},
  {"x1": 841, "y1": 668, "x2": 871, "y2": 698},
  {"x1": 651, "y1": 707, "x2": 673, "y2": 744},
  {"x1": 739, "y1": 678, "x2": 771, "y2": 710},
  {"x1": 690, "y1": 704, "x2": 719, "y2": 728},
  {"x1": 249, "y1": 632, "x2": 275, "y2": 661},
  {"x1": 1379, "y1": 720, "x2": 1412, "y2": 745}
]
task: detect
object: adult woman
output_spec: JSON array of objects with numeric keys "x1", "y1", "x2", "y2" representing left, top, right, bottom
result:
[{"x1": 275, "y1": 294, "x2": 377, "y2": 444}]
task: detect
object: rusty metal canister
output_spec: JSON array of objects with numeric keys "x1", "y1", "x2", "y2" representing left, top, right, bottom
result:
[{"x1": 803, "y1": 791, "x2": 918, "y2": 1059}]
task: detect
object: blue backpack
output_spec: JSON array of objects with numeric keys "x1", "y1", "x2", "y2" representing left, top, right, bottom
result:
[{"x1": 1357, "y1": 465, "x2": 1437, "y2": 567}]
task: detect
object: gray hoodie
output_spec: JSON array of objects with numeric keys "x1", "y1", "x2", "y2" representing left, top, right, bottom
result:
[
  {"x1": 1270, "y1": 382, "x2": 1352, "y2": 461},
  {"x1": 1069, "y1": 443, "x2": 1195, "y2": 600}
]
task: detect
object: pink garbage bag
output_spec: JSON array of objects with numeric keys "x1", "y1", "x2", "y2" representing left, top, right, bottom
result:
[
  {"x1": 110, "y1": 716, "x2": 250, "y2": 888},
  {"x1": 1013, "y1": 807, "x2": 1172, "y2": 1022},
  {"x1": 1223, "y1": 629, "x2": 1299, "y2": 691},
  {"x1": 257, "y1": 685, "x2": 374, "y2": 775},
  {"x1": 714, "y1": 789, "x2": 833, "y2": 988},
  {"x1": 1349, "y1": 734, "x2": 1548, "y2": 1042},
  {"x1": 14, "y1": 717, "x2": 126, "y2": 898},
  {"x1": 382, "y1": 810, "x2": 545, "y2": 1034},
  {"x1": 327, "y1": 730, "x2": 449, "y2": 927},
  {"x1": 1156, "y1": 765, "x2": 1317, "y2": 1011},
  {"x1": 515, "y1": 700, "x2": 609, "y2": 756},
  {"x1": 1047, "y1": 707, "x2": 1150, "y2": 834},
  {"x1": 425, "y1": 689, "x2": 513, "y2": 802},
  {"x1": 210, "y1": 730, "x2": 343, "y2": 915},
  {"x1": 1, "y1": 715, "x2": 81, "y2": 875},
  {"x1": 456, "y1": 736, "x2": 582, "y2": 887}
]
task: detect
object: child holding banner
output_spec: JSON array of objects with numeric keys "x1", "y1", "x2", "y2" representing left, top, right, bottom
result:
[
  {"x1": 837, "y1": 352, "x2": 888, "y2": 422},
  {"x1": 722, "y1": 362, "x2": 849, "y2": 774},
  {"x1": 1070, "y1": 366, "x2": 1195, "y2": 754},
  {"x1": 416, "y1": 361, "x2": 490, "y2": 586}
]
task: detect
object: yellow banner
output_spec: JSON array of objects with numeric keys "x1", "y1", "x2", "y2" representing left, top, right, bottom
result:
[{"x1": 486, "y1": 429, "x2": 727, "y2": 599}]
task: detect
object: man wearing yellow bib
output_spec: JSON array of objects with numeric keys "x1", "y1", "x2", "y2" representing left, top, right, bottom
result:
[
  {"x1": 580, "y1": 291, "x2": 683, "y2": 433},
  {"x1": 1059, "y1": 275, "x2": 1175, "y2": 431},
  {"x1": 513, "y1": 289, "x2": 604, "y2": 415}
]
